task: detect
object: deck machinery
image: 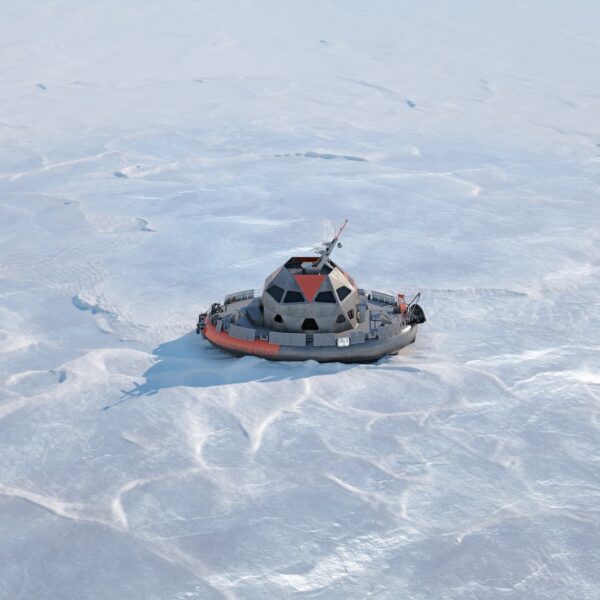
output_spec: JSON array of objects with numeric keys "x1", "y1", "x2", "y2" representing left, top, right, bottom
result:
[{"x1": 197, "y1": 221, "x2": 426, "y2": 362}]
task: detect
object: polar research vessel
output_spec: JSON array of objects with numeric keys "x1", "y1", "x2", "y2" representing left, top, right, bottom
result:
[{"x1": 196, "y1": 221, "x2": 426, "y2": 362}]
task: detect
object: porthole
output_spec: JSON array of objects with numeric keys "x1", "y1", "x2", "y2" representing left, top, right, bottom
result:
[
  {"x1": 336, "y1": 314, "x2": 346, "y2": 324},
  {"x1": 274, "y1": 314, "x2": 283, "y2": 323}
]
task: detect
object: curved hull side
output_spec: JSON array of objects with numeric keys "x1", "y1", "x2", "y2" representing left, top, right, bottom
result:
[
  {"x1": 203, "y1": 322, "x2": 281, "y2": 359},
  {"x1": 203, "y1": 323, "x2": 418, "y2": 363},
  {"x1": 279, "y1": 325, "x2": 417, "y2": 363}
]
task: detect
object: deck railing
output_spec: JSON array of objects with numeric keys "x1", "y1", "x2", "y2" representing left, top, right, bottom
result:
[
  {"x1": 224, "y1": 288, "x2": 400, "y2": 305},
  {"x1": 223, "y1": 289, "x2": 256, "y2": 305},
  {"x1": 218, "y1": 317, "x2": 408, "y2": 348}
]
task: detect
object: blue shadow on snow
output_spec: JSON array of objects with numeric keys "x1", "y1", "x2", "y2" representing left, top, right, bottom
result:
[{"x1": 104, "y1": 332, "x2": 363, "y2": 410}]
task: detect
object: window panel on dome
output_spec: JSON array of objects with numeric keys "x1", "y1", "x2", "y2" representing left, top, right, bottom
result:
[
  {"x1": 283, "y1": 290, "x2": 305, "y2": 303},
  {"x1": 315, "y1": 291, "x2": 336, "y2": 303},
  {"x1": 336, "y1": 286, "x2": 352, "y2": 301},
  {"x1": 266, "y1": 285, "x2": 284, "y2": 302}
]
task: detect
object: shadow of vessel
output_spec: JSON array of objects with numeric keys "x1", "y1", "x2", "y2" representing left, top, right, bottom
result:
[{"x1": 106, "y1": 332, "x2": 356, "y2": 410}]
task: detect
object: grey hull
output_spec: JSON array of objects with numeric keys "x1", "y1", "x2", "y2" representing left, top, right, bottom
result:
[
  {"x1": 205, "y1": 324, "x2": 418, "y2": 363},
  {"x1": 276, "y1": 324, "x2": 418, "y2": 362}
]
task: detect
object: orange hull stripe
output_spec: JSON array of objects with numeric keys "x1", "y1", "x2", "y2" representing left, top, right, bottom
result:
[{"x1": 204, "y1": 321, "x2": 280, "y2": 358}]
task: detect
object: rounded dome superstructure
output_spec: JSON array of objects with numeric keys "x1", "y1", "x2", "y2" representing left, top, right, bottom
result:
[{"x1": 261, "y1": 256, "x2": 360, "y2": 334}]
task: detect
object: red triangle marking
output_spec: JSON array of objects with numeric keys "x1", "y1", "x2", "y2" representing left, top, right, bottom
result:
[{"x1": 293, "y1": 274, "x2": 325, "y2": 302}]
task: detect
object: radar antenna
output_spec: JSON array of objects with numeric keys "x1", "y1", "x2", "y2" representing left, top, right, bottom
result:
[{"x1": 315, "y1": 218, "x2": 348, "y2": 270}]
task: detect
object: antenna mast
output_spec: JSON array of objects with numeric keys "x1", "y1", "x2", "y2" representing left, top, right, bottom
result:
[{"x1": 315, "y1": 218, "x2": 348, "y2": 270}]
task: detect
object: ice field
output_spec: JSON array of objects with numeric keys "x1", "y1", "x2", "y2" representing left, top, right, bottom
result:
[{"x1": 1, "y1": 1, "x2": 600, "y2": 598}]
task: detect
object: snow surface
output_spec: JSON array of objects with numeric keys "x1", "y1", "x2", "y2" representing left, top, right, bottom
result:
[{"x1": 1, "y1": 1, "x2": 600, "y2": 598}]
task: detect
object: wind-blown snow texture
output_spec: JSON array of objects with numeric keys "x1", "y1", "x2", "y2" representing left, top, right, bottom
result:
[{"x1": 1, "y1": 1, "x2": 600, "y2": 598}]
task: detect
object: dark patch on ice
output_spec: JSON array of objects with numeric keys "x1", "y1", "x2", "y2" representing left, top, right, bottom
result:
[
  {"x1": 304, "y1": 151, "x2": 367, "y2": 162},
  {"x1": 136, "y1": 218, "x2": 155, "y2": 232},
  {"x1": 559, "y1": 97, "x2": 577, "y2": 109},
  {"x1": 51, "y1": 369, "x2": 67, "y2": 383},
  {"x1": 320, "y1": 39, "x2": 330, "y2": 47},
  {"x1": 72, "y1": 294, "x2": 115, "y2": 317},
  {"x1": 194, "y1": 79, "x2": 205, "y2": 83},
  {"x1": 339, "y1": 77, "x2": 402, "y2": 100},
  {"x1": 273, "y1": 152, "x2": 367, "y2": 162},
  {"x1": 237, "y1": 422, "x2": 250, "y2": 440},
  {"x1": 36, "y1": 83, "x2": 47, "y2": 90},
  {"x1": 384, "y1": 366, "x2": 421, "y2": 374},
  {"x1": 48, "y1": 369, "x2": 67, "y2": 383},
  {"x1": 114, "y1": 171, "x2": 127, "y2": 178},
  {"x1": 406, "y1": 99, "x2": 416, "y2": 108}
]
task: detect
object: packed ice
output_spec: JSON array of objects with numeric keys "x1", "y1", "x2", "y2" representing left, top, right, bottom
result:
[{"x1": 1, "y1": 1, "x2": 600, "y2": 598}]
